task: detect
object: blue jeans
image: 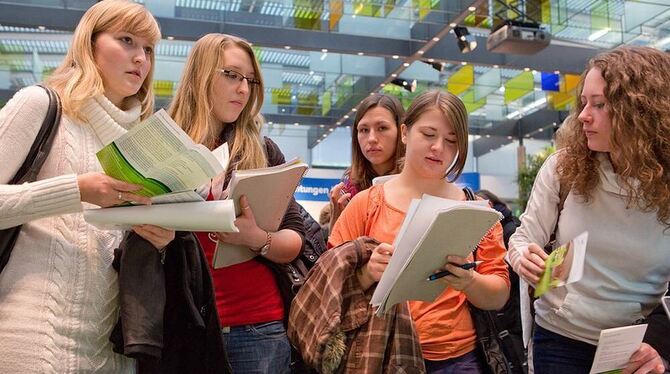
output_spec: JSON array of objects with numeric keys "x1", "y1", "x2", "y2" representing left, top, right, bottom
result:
[
  {"x1": 424, "y1": 351, "x2": 483, "y2": 374},
  {"x1": 222, "y1": 320, "x2": 291, "y2": 374},
  {"x1": 533, "y1": 324, "x2": 596, "y2": 374}
]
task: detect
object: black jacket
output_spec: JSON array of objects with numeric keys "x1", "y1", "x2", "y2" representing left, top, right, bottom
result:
[
  {"x1": 110, "y1": 231, "x2": 231, "y2": 374},
  {"x1": 643, "y1": 289, "x2": 670, "y2": 362},
  {"x1": 493, "y1": 202, "x2": 520, "y2": 249}
]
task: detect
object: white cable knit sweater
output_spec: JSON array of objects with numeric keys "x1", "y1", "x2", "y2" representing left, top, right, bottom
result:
[{"x1": 0, "y1": 86, "x2": 138, "y2": 373}]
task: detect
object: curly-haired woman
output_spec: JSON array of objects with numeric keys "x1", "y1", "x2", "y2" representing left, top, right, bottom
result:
[{"x1": 508, "y1": 46, "x2": 670, "y2": 374}]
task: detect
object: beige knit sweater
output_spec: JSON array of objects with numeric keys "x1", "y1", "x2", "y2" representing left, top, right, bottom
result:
[{"x1": 0, "y1": 86, "x2": 139, "y2": 372}]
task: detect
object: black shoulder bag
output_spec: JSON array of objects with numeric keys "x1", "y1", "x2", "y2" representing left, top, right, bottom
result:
[
  {"x1": 463, "y1": 187, "x2": 528, "y2": 374},
  {"x1": 0, "y1": 85, "x2": 62, "y2": 273}
]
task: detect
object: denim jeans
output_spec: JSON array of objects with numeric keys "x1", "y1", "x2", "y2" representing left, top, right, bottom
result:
[
  {"x1": 533, "y1": 324, "x2": 596, "y2": 374},
  {"x1": 222, "y1": 320, "x2": 291, "y2": 374},
  {"x1": 424, "y1": 351, "x2": 483, "y2": 374}
]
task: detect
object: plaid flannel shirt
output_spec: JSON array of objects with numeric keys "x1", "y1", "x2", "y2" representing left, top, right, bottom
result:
[{"x1": 288, "y1": 237, "x2": 425, "y2": 374}]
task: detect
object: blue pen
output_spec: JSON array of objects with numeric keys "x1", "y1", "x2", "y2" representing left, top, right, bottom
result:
[{"x1": 426, "y1": 261, "x2": 483, "y2": 281}]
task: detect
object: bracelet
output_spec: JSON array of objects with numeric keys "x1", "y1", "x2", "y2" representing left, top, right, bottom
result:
[{"x1": 252, "y1": 231, "x2": 272, "y2": 256}]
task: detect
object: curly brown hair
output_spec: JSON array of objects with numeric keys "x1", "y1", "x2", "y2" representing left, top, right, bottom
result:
[{"x1": 556, "y1": 46, "x2": 670, "y2": 227}]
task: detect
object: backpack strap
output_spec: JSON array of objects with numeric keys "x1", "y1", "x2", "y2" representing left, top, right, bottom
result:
[
  {"x1": 11, "y1": 85, "x2": 62, "y2": 184},
  {"x1": 462, "y1": 187, "x2": 480, "y2": 261}
]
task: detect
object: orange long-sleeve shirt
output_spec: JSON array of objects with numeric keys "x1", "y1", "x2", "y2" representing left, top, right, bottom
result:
[{"x1": 329, "y1": 185, "x2": 510, "y2": 361}]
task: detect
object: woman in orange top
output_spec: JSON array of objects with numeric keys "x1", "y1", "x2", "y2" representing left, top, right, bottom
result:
[{"x1": 329, "y1": 90, "x2": 510, "y2": 373}]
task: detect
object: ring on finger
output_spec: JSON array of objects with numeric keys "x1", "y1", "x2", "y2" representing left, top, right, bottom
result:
[{"x1": 118, "y1": 191, "x2": 123, "y2": 201}]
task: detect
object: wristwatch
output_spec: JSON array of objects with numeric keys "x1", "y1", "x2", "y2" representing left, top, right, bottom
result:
[{"x1": 254, "y1": 231, "x2": 272, "y2": 256}]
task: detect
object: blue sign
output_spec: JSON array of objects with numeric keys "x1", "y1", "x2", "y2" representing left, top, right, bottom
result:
[
  {"x1": 541, "y1": 72, "x2": 560, "y2": 92},
  {"x1": 295, "y1": 177, "x2": 341, "y2": 202},
  {"x1": 455, "y1": 172, "x2": 480, "y2": 192}
]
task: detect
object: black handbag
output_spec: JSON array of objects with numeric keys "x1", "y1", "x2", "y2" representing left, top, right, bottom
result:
[
  {"x1": 0, "y1": 85, "x2": 62, "y2": 273},
  {"x1": 463, "y1": 187, "x2": 527, "y2": 374}
]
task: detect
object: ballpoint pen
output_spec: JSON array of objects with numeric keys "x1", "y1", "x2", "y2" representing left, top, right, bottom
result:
[{"x1": 426, "y1": 261, "x2": 483, "y2": 281}]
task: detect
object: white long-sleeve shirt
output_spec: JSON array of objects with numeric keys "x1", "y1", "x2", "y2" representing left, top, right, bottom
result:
[
  {"x1": 0, "y1": 86, "x2": 138, "y2": 372},
  {"x1": 508, "y1": 151, "x2": 670, "y2": 345}
]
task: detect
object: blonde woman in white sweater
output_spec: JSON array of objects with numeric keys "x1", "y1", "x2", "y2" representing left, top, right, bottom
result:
[{"x1": 0, "y1": 1, "x2": 174, "y2": 372}]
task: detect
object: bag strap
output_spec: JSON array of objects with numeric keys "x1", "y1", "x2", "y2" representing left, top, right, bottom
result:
[
  {"x1": 462, "y1": 187, "x2": 482, "y2": 261},
  {"x1": 10, "y1": 85, "x2": 62, "y2": 184}
]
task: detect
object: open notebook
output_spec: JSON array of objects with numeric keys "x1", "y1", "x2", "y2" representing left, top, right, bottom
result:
[{"x1": 372, "y1": 194, "x2": 502, "y2": 315}]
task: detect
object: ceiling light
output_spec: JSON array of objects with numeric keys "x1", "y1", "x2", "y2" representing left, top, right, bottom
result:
[
  {"x1": 321, "y1": 48, "x2": 328, "y2": 53},
  {"x1": 428, "y1": 58, "x2": 435, "y2": 63},
  {"x1": 418, "y1": 50, "x2": 424, "y2": 55},
  {"x1": 424, "y1": 61, "x2": 444, "y2": 72},
  {"x1": 449, "y1": 23, "x2": 457, "y2": 28},
  {"x1": 432, "y1": 37, "x2": 440, "y2": 42},
  {"x1": 167, "y1": 36, "x2": 174, "y2": 40},
  {"x1": 454, "y1": 26, "x2": 477, "y2": 53},
  {"x1": 391, "y1": 73, "x2": 397, "y2": 77},
  {"x1": 344, "y1": 115, "x2": 349, "y2": 119},
  {"x1": 392, "y1": 55, "x2": 399, "y2": 59},
  {"x1": 390, "y1": 78, "x2": 417, "y2": 93},
  {"x1": 403, "y1": 62, "x2": 410, "y2": 67},
  {"x1": 468, "y1": 6, "x2": 476, "y2": 11},
  {"x1": 284, "y1": 45, "x2": 291, "y2": 50},
  {"x1": 352, "y1": 108, "x2": 357, "y2": 112},
  {"x1": 294, "y1": 122, "x2": 299, "y2": 126},
  {"x1": 357, "y1": 52, "x2": 364, "y2": 56}
]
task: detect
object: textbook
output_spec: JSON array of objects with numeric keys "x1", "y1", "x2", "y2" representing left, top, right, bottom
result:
[
  {"x1": 85, "y1": 110, "x2": 233, "y2": 231},
  {"x1": 371, "y1": 194, "x2": 502, "y2": 316},
  {"x1": 96, "y1": 109, "x2": 225, "y2": 198},
  {"x1": 533, "y1": 231, "x2": 588, "y2": 297},
  {"x1": 212, "y1": 158, "x2": 309, "y2": 269},
  {"x1": 589, "y1": 324, "x2": 648, "y2": 374}
]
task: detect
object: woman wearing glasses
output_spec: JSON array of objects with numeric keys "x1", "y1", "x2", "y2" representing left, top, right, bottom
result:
[{"x1": 168, "y1": 33, "x2": 304, "y2": 374}]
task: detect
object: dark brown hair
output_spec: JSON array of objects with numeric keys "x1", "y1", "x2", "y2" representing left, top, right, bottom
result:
[{"x1": 349, "y1": 93, "x2": 406, "y2": 190}]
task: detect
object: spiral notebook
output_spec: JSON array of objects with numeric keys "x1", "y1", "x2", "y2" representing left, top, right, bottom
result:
[{"x1": 372, "y1": 194, "x2": 502, "y2": 315}]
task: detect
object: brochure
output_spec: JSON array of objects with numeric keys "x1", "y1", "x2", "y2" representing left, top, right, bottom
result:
[
  {"x1": 589, "y1": 324, "x2": 648, "y2": 374},
  {"x1": 534, "y1": 231, "x2": 588, "y2": 297}
]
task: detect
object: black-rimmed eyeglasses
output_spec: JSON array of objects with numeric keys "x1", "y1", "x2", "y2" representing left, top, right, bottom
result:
[{"x1": 217, "y1": 69, "x2": 260, "y2": 86}]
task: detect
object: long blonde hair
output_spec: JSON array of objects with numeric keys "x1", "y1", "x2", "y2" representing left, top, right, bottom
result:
[
  {"x1": 168, "y1": 33, "x2": 267, "y2": 170},
  {"x1": 46, "y1": 0, "x2": 161, "y2": 121},
  {"x1": 557, "y1": 46, "x2": 670, "y2": 227}
]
